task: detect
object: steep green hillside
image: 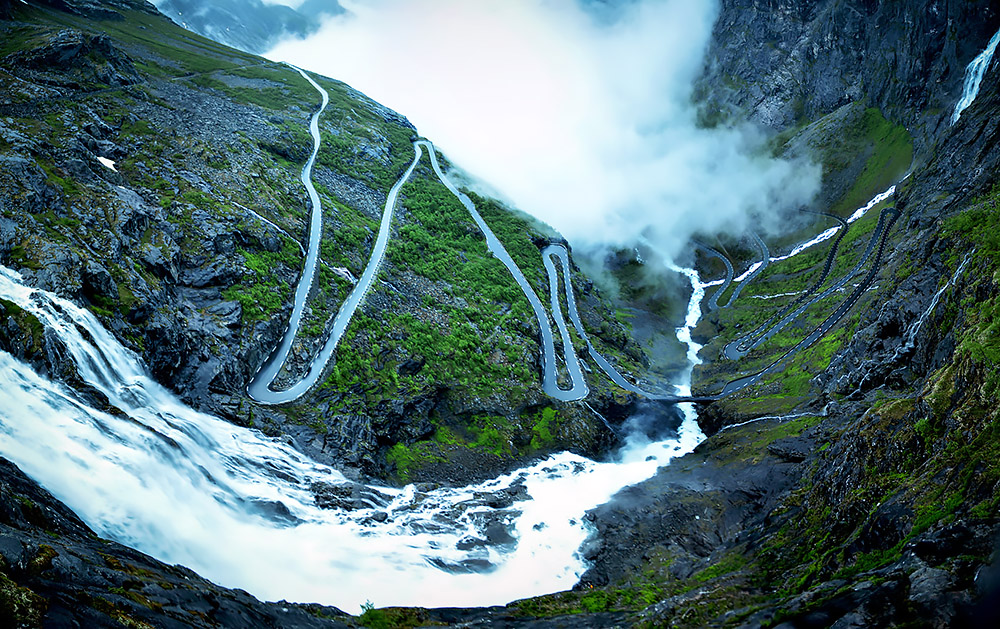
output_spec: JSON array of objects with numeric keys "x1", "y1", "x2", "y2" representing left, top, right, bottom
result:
[
  {"x1": 2, "y1": 0, "x2": 1000, "y2": 627},
  {"x1": 0, "y1": 0, "x2": 649, "y2": 484}
]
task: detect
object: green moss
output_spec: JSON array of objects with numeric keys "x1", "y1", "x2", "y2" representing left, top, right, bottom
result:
[
  {"x1": 0, "y1": 24, "x2": 52, "y2": 57},
  {"x1": 774, "y1": 103, "x2": 912, "y2": 219},
  {"x1": 944, "y1": 184, "x2": 1000, "y2": 265},
  {"x1": 530, "y1": 407, "x2": 561, "y2": 450},
  {"x1": 28, "y1": 545, "x2": 57, "y2": 576},
  {"x1": 179, "y1": 189, "x2": 220, "y2": 211},
  {"x1": 827, "y1": 108, "x2": 913, "y2": 217},
  {"x1": 0, "y1": 570, "x2": 46, "y2": 629},
  {"x1": 579, "y1": 590, "x2": 611, "y2": 613},
  {"x1": 108, "y1": 586, "x2": 163, "y2": 612},
  {"x1": 219, "y1": 241, "x2": 300, "y2": 323},
  {"x1": 513, "y1": 584, "x2": 664, "y2": 618},
  {"x1": 872, "y1": 397, "x2": 915, "y2": 422},
  {"x1": 37, "y1": 161, "x2": 80, "y2": 198},
  {"x1": 692, "y1": 552, "x2": 748, "y2": 583},
  {"x1": 0, "y1": 298, "x2": 44, "y2": 353},
  {"x1": 357, "y1": 602, "x2": 427, "y2": 628},
  {"x1": 386, "y1": 442, "x2": 446, "y2": 484},
  {"x1": 470, "y1": 415, "x2": 512, "y2": 457},
  {"x1": 85, "y1": 593, "x2": 156, "y2": 629},
  {"x1": 468, "y1": 191, "x2": 550, "y2": 289},
  {"x1": 221, "y1": 281, "x2": 288, "y2": 322}
]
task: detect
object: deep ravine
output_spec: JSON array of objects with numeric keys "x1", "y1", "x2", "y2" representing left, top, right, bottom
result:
[{"x1": 2, "y1": 0, "x2": 1000, "y2": 627}]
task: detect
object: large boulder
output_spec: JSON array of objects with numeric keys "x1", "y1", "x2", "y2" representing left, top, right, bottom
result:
[{"x1": 4, "y1": 29, "x2": 141, "y2": 86}]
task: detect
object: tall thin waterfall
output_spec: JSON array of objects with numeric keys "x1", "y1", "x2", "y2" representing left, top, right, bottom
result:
[{"x1": 952, "y1": 27, "x2": 1000, "y2": 125}]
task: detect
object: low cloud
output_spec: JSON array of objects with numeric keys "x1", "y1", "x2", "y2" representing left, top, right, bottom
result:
[{"x1": 267, "y1": 0, "x2": 819, "y2": 260}]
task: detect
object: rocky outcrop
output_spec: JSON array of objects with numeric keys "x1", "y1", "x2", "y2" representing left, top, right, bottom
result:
[
  {"x1": 4, "y1": 29, "x2": 141, "y2": 87},
  {"x1": 0, "y1": 457, "x2": 352, "y2": 628}
]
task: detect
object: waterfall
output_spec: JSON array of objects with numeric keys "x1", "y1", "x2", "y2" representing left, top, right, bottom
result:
[
  {"x1": 0, "y1": 263, "x2": 706, "y2": 611},
  {"x1": 952, "y1": 27, "x2": 1000, "y2": 125}
]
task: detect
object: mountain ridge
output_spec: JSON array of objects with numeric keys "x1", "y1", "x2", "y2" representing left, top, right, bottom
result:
[{"x1": 1, "y1": 0, "x2": 999, "y2": 626}]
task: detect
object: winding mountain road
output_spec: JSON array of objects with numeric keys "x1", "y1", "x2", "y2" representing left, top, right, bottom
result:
[
  {"x1": 542, "y1": 245, "x2": 675, "y2": 399},
  {"x1": 417, "y1": 141, "x2": 589, "y2": 402},
  {"x1": 719, "y1": 206, "x2": 901, "y2": 397},
  {"x1": 725, "y1": 212, "x2": 849, "y2": 360},
  {"x1": 248, "y1": 68, "x2": 421, "y2": 404},
  {"x1": 722, "y1": 232, "x2": 769, "y2": 308},
  {"x1": 724, "y1": 208, "x2": 887, "y2": 362},
  {"x1": 245, "y1": 69, "x2": 898, "y2": 408},
  {"x1": 698, "y1": 243, "x2": 734, "y2": 312}
]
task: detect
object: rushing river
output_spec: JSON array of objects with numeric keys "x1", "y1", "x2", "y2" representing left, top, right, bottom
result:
[{"x1": 0, "y1": 262, "x2": 708, "y2": 611}]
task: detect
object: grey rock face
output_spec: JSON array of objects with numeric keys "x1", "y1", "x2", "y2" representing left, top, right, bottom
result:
[
  {"x1": 81, "y1": 259, "x2": 118, "y2": 303},
  {"x1": 0, "y1": 456, "x2": 352, "y2": 628},
  {"x1": 700, "y1": 0, "x2": 1000, "y2": 151},
  {"x1": 5, "y1": 28, "x2": 142, "y2": 87}
]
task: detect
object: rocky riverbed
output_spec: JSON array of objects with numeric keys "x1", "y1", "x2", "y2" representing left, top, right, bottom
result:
[{"x1": 2, "y1": 0, "x2": 1000, "y2": 627}]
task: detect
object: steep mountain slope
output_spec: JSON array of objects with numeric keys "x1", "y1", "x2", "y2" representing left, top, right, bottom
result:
[
  {"x1": 569, "y1": 2, "x2": 1000, "y2": 626},
  {"x1": 1, "y1": 0, "x2": 1000, "y2": 627},
  {"x1": 0, "y1": 0, "x2": 651, "y2": 489},
  {"x1": 152, "y1": 0, "x2": 344, "y2": 54}
]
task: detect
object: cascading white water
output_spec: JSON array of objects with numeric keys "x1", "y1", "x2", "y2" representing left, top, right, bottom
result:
[
  {"x1": 952, "y1": 27, "x2": 1000, "y2": 125},
  {"x1": 0, "y1": 263, "x2": 707, "y2": 611}
]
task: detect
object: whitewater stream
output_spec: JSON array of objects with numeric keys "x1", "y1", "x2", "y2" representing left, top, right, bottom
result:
[
  {"x1": 0, "y1": 177, "x2": 906, "y2": 611},
  {"x1": 0, "y1": 57, "x2": 917, "y2": 614},
  {"x1": 952, "y1": 26, "x2": 1000, "y2": 124},
  {"x1": 0, "y1": 262, "x2": 709, "y2": 611}
]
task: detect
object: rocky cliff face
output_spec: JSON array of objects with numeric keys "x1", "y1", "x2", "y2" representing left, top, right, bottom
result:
[
  {"x1": 699, "y1": 0, "x2": 1000, "y2": 152},
  {"x1": 2, "y1": 0, "x2": 1000, "y2": 627},
  {"x1": 573, "y1": 2, "x2": 1000, "y2": 627}
]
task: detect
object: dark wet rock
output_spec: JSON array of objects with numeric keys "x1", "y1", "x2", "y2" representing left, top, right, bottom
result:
[
  {"x1": 249, "y1": 499, "x2": 300, "y2": 526},
  {"x1": 310, "y1": 480, "x2": 392, "y2": 511},
  {"x1": 767, "y1": 435, "x2": 812, "y2": 462},
  {"x1": 367, "y1": 510, "x2": 388, "y2": 523},
  {"x1": 456, "y1": 536, "x2": 487, "y2": 551},
  {"x1": 906, "y1": 522, "x2": 983, "y2": 566},
  {"x1": 0, "y1": 457, "x2": 351, "y2": 628},
  {"x1": 427, "y1": 557, "x2": 496, "y2": 574},
  {"x1": 474, "y1": 481, "x2": 529, "y2": 510},
  {"x1": 0, "y1": 156, "x2": 63, "y2": 215},
  {"x1": 178, "y1": 255, "x2": 244, "y2": 288},
  {"x1": 28, "y1": 244, "x2": 82, "y2": 298},
  {"x1": 908, "y1": 566, "x2": 956, "y2": 608},
  {"x1": 81, "y1": 260, "x2": 117, "y2": 303},
  {"x1": 139, "y1": 242, "x2": 177, "y2": 282},
  {"x1": 484, "y1": 521, "x2": 515, "y2": 546},
  {"x1": 4, "y1": 28, "x2": 141, "y2": 87},
  {"x1": 397, "y1": 356, "x2": 425, "y2": 376}
]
